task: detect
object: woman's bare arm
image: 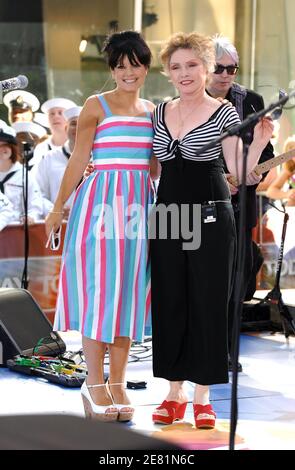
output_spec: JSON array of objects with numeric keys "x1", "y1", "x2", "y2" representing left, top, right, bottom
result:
[
  {"x1": 266, "y1": 168, "x2": 292, "y2": 200},
  {"x1": 53, "y1": 96, "x2": 101, "y2": 209},
  {"x1": 222, "y1": 117, "x2": 274, "y2": 180},
  {"x1": 45, "y1": 96, "x2": 102, "y2": 235},
  {"x1": 150, "y1": 155, "x2": 161, "y2": 180}
]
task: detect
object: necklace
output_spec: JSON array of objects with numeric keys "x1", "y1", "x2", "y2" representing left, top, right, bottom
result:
[{"x1": 177, "y1": 100, "x2": 196, "y2": 137}]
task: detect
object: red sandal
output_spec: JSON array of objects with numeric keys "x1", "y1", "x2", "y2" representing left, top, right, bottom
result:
[
  {"x1": 152, "y1": 400, "x2": 188, "y2": 425},
  {"x1": 193, "y1": 403, "x2": 216, "y2": 429}
]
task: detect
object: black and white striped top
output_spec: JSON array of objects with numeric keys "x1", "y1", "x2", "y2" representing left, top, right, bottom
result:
[{"x1": 153, "y1": 102, "x2": 241, "y2": 162}]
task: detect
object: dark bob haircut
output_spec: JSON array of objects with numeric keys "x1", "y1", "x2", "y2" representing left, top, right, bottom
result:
[{"x1": 102, "y1": 30, "x2": 152, "y2": 70}]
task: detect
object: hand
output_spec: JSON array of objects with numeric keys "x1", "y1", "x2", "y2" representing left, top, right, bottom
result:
[
  {"x1": 216, "y1": 97, "x2": 233, "y2": 106},
  {"x1": 253, "y1": 117, "x2": 274, "y2": 148},
  {"x1": 225, "y1": 174, "x2": 239, "y2": 195},
  {"x1": 20, "y1": 216, "x2": 36, "y2": 225},
  {"x1": 287, "y1": 188, "x2": 295, "y2": 202},
  {"x1": 84, "y1": 162, "x2": 94, "y2": 178},
  {"x1": 246, "y1": 170, "x2": 262, "y2": 186},
  {"x1": 45, "y1": 210, "x2": 63, "y2": 238},
  {"x1": 63, "y1": 206, "x2": 71, "y2": 220}
]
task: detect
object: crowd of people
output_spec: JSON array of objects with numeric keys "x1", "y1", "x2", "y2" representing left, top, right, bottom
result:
[
  {"x1": 1, "y1": 28, "x2": 293, "y2": 429},
  {"x1": 0, "y1": 92, "x2": 82, "y2": 229}
]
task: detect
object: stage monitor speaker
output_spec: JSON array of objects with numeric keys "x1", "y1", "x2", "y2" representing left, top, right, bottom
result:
[
  {"x1": 0, "y1": 414, "x2": 180, "y2": 450},
  {"x1": 0, "y1": 288, "x2": 65, "y2": 366}
]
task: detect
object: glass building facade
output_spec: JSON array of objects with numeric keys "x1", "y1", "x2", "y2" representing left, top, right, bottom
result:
[
  {"x1": 1, "y1": 0, "x2": 295, "y2": 150},
  {"x1": 1, "y1": 0, "x2": 295, "y2": 290}
]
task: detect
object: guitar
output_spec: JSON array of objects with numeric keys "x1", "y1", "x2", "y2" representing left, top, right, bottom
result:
[{"x1": 229, "y1": 148, "x2": 295, "y2": 187}]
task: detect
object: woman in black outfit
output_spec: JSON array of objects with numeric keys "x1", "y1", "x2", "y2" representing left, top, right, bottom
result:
[{"x1": 150, "y1": 32, "x2": 273, "y2": 429}]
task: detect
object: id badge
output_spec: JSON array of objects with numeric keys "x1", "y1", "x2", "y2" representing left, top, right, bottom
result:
[{"x1": 202, "y1": 202, "x2": 217, "y2": 223}]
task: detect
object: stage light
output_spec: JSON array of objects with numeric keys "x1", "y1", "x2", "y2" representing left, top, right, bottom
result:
[{"x1": 79, "y1": 39, "x2": 87, "y2": 54}]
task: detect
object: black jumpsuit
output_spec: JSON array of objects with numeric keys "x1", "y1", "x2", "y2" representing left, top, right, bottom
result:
[{"x1": 151, "y1": 102, "x2": 240, "y2": 385}]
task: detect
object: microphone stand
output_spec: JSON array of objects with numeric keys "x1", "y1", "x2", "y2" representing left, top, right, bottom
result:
[
  {"x1": 258, "y1": 202, "x2": 295, "y2": 336},
  {"x1": 229, "y1": 131, "x2": 250, "y2": 451},
  {"x1": 21, "y1": 142, "x2": 32, "y2": 290},
  {"x1": 194, "y1": 90, "x2": 294, "y2": 451},
  {"x1": 196, "y1": 92, "x2": 291, "y2": 156}
]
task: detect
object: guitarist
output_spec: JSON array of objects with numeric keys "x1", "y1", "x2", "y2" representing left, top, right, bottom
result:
[{"x1": 206, "y1": 35, "x2": 274, "y2": 371}]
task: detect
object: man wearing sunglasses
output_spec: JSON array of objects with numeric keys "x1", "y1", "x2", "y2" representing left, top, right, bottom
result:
[{"x1": 207, "y1": 35, "x2": 274, "y2": 372}]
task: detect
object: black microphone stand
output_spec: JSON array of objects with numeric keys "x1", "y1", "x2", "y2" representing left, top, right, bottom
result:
[
  {"x1": 259, "y1": 203, "x2": 295, "y2": 336},
  {"x1": 194, "y1": 90, "x2": 294, "y2": 451},
  {"x1": 21, "y1": 142, "x2": 33, "y2": 289},
  {"x1": 228, "y1": 130, "x2": 251, "y2": 451}
]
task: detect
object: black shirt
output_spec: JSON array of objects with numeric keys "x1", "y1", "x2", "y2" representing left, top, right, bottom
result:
[{"x1": 225, "y1": 87, "x2": 274, "y2": 229}]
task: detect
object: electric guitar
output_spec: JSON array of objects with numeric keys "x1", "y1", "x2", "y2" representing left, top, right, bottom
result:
[{"x1": 229, "y1": 148, "x2": 295, "y2": 187}]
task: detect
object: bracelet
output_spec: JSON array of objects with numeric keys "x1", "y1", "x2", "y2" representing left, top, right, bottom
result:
[{"x1": 50, "y1": 210, "x2": 64, "y2": 214}]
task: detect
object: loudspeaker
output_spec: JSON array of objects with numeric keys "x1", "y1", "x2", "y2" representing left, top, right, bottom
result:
[
  {"x1": 0, "y1": 414, "x2": 180, "y2": 450},
  {"x1": 0, "y1": 288, "x2": 65, "y2": 366}
]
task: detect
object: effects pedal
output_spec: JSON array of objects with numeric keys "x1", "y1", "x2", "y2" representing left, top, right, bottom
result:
[{"x1": 127, "y1": 380, "x2": 147, "y2": 390}]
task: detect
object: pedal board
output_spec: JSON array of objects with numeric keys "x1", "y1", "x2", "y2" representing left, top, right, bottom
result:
[{"x1": 7, "y1": 354, "x2": 87, "y2": 387}]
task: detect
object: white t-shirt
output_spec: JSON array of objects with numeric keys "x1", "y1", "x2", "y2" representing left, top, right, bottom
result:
[
  {"x1": 31, "y1": 141, "x2": 74, "y2": 217},
  {"x1": 31, "y1": 137, "x2": 61, "y2": 167}
]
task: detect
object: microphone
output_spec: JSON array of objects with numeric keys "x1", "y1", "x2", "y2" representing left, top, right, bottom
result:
[
  {"x1": 0, "y1": 75, "x2": 29, "y2": 92},
  {"x1": 268, "y1": 89, "x2": 287, "y2": 120}
]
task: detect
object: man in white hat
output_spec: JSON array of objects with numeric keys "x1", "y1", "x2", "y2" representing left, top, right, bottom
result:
[
  {"x1": 32, "y1": 106, "x2": 82, "y2": 218},
  {"x1": 32, "y1": 97, "x2": 76, "y2": 165},
  {"x1": 12, "y1": 121, "x2": 47, "y2": 167},
  {"x1": 12, "y1": 121, "x2": 47, "y2": 144},
  {"x1": 3, "y1": 90, "x2": 40, "y2": 124},
  {"x1": 0, "y1": 120, "x2": 43, "y2": 224}
]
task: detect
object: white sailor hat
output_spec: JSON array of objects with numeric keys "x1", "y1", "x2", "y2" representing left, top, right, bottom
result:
[
  {"x1": 41, "y1": 98, "x2": 77, "y2": 113},
  {"x1": 33, "y1": 112, "x2": 50, "y2": 129},
  {"x1": 63, "y1": 106, "x2": 82, "y2": 121},
  {"x1": 12, "y1": 121, "x2": 47, "y2": 139},
  {"x1": 3, "y1": 90, "x2": 40, "y2": 112},
  {"x1": 0, "y1": 120, "x2": 17, "y2": 144}
]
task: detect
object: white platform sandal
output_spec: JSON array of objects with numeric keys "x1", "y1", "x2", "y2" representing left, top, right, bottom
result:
[
  {"x1": 108, "y1": 383, "x2": 135, "y2": 422},
  {"x1": 81, "y1": 381, "x2": 119, "y2": 422}
]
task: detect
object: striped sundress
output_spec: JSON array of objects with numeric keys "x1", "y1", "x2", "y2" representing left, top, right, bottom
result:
[{"x1": 54, "y1": 94, "x2": 154, "y2": 343}]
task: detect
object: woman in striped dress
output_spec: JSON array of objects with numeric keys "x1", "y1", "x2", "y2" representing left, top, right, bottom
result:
[{"x1": 45, "y1": 31, "x2": 158, "y2": 422}]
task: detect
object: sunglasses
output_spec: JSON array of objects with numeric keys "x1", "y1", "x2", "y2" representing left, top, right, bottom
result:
[
  {"x1": 45, "y1": 226, "x2": 62, "y2": 251},
  {"x1": 214, "y1": 64, "x2": 239, "y2": 75}
]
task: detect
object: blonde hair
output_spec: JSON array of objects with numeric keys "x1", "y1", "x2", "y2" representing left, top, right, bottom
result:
[
  {"x1": 160, "y1": 32, "x2": 216, "y2": 73},
  {"x1": 283, "y1": 135, "x2": 295, "y2": 173}
]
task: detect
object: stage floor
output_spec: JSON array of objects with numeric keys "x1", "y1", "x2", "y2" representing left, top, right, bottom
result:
[{"x1": 1, "y1": 332, "x2": 295, "y2": 450}]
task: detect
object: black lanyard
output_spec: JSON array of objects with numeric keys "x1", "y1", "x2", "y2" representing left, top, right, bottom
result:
[
  {"x1": 62, "y1": 146, "x2": 71, "y2": 159},
  {"x1": 0, "y1": 171, "x2": 17, "y2": 194}
]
